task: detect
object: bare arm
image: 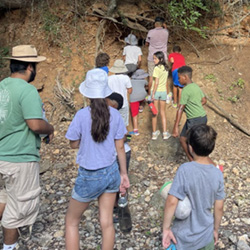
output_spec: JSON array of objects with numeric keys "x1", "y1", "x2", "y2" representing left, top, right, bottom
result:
[
  {"x1": 127, "y1": 87, "x2": 132, "y2": 95},
  {"x1": 172, "y1": 104, "x2": 185, "y2": 137},
  {"x1": 162, "y1": 195, "x2": 178, "y2": 248},
  {"x1": 201, "y1": 96, "x2": 207, "y2": 105},
  {"x1": 123, "y1": 55, "x2": 126, "y2": 61},
  {"x1": 70, "y1": 140, "x2": 80, "y2": 149},
  {"x1": 115, "y1": 138, "x2": 130, "y2": 194},
  {"x1": 214, "y1": 200, "x2": 224, "y2": 245},
  {"x1": 151, "y1": 77, "x2": 159, "y2": 99},
  {"x1": 26, "y1": 119, "x2": 54, "y2": 135},
  {"x1": 137, "y1": 55, "x2": 142, "y2": 68}
]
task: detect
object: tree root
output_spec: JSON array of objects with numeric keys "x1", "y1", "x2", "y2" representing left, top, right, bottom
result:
[{"x1": 206, "y1": 95, "x2": 250, "y2": 137}]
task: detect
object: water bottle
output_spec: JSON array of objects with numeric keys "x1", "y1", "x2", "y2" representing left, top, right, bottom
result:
[
  {"x1": 118, "y1": 193, "x2": 132, "y2": 233},
  {"x1": 145, "y1": 95, "x2": 158, "y2": 115}
]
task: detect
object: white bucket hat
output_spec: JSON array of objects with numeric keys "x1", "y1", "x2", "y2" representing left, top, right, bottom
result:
[
  {"x1": 125, "y1": 34, "x2": 138, "y2": 45},
  {"x1": 79, "y1": 68, "x2": 112, "y2": 98},
  {"x1": 109, "y1": 59, "x2": 128, "y2": 74},
  {"x1": 4, "y1": 45, "x2": 46, "y2": 62}
]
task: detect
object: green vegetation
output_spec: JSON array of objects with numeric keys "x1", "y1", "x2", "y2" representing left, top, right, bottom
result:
[
  {"x1": 227, "y1": 78, "x2": 245, "y2": 103},
  {"x1": 42, "y1": 11, "x2": 62, "y2": 44},
  {"x1": 167, "y1": 0, "x2": 222, "y2": 38},
  {"x1": 229, "y1": 78, "x2": 245, "y2": 90},
  {"x1": 205, "y1": 74, "x2": 217, "y2": 82},
  {"x1": 228, "y1": 95, "x2": 240, "y2": 103}
]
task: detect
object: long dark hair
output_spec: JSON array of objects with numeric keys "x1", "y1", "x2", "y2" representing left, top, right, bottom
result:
[
  {"x1": 90, "y1": 99, "x2": 110, "y2": 143},
  {"x1": 154, "y1": 51, "x2": 168, "y2": 71}
]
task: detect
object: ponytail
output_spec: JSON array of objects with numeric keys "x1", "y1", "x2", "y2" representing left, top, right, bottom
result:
[{"x1": 90, "y1": 99, "x2": 110, "y2": 142}]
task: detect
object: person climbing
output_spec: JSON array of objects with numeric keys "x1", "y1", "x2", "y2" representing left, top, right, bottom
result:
[
  {"x1": 65, "y1": 68, "x2": 130, "y2": 250},
  {"x1": 168, "y1": 45, "x2": 186, "y2": 108},
  {"x1": 123, "y1": 34, "x2": 142, "y2": 76},
  {"x1": 150, "y1": 51, "x2": 171, "y2": 140}
]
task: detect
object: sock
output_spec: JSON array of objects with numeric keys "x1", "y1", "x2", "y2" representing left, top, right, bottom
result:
[{"x1": 3, "y1": 242, "x2": 17, "y2": 250}]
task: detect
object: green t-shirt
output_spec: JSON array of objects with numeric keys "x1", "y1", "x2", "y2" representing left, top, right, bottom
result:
[
  {"x1": 151, "y1": 65, "x2": 168, "y2": 92},
  {"x1": 0, "y1": 77, "x2": 43, "y2": 162},
  {"x1": 180, "y1": 82, "x2": 206, "y2": 119}
]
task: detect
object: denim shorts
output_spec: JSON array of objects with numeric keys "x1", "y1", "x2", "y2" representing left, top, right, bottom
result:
[
  {"x1": 72, "y1": 161, "x2": 120, "y2": 202},
  {"x1": 154, "y1": 91, "x2": 167, "y2": 101}
]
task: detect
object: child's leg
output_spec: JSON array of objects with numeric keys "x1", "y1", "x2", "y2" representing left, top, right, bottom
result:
[
  {"x1": 130, "y1": 101, "x2": 139, "y2": 131},
  {"x1": 160, "y1": 100, "x2": 167, "y2": 132},
  {"x1": 152, "y1": 99, "x2": 159, "y2": 132},
  {"x1": 178, "y1": 87, "x2": 183, "y2": 105},
  {"x1": 132, "y1": 115, "x2": 138, "y2": 131},
  {"x1": 173, "y1": 85, "x2": 178, "y2": 104},
  {"x1": 98, "y1": 192, "x2": 117, "y2": 250},
  {"x1": 180, "y1": 136, "x2": 193, "y2": 161},
  {"x1": 65, "y1": 198, "x2": 89, "y2": 250}
]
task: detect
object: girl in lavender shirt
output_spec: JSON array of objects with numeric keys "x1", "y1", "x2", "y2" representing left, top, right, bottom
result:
[{"x1": 65, "y1": 68, "x2": 130, "y2": 250}]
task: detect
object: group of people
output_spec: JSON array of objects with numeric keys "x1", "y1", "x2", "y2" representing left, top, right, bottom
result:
[{"x1": 0, "y1": 15, "x2": 225, "y2": 250}]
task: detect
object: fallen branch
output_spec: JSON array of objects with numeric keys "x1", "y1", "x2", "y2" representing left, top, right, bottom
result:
[
  {"x1": 206, "y1": 95, "x2": 250, "y2": 137},
  {"x1": 206, "y1": 12, "x2": 250, "y2": 34},
  {"x1": 54, "y1": 73, "x2": 76, "y2": 113},
  {"x1": 189, "y1": 56, "x2": 232, "y2": 65}
]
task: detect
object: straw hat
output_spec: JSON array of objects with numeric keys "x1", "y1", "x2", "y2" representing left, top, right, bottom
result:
[
  {"x1": 124, "y1": 34, "x2": 138, "y2": 46},
  {"x1": 109, "y1": 59, "x2": 128, "y2": 74},
  {"x1": 4, "y1": 45, "x2": 46, "y2": 62},
  {"x1": 79, "y1": 68, "x2": 112, "y2": 98},
  {"x1": 131, "y1": 69, "x2": 149, "y2": 79}
]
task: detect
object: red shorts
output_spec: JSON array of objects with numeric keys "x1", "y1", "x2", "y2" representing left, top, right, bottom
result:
[{"x1": 130, "y1": 101, "x2": 140, "y2": 117}]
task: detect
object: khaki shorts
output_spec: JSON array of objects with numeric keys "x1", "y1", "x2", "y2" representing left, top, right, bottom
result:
[
  {"x1": 148, "y1": 61, "x2": 155, "y2": 77},
  {"x1": 0, "y1": 161, "x2": 41, "y2": 229}
]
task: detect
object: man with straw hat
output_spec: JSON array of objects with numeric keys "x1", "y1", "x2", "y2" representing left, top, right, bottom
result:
[{"x1": 0, "y1": 45, "x2": 54, "y2": 249}]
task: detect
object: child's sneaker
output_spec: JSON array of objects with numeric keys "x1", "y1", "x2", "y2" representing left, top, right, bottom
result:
[
  {"x1": 163, "y1": 131, "x2": 171, "y2": 140},
  {"x1": 129, "y1": 130, "x2": 139, "y2": 136},
  {"x1": 172, "y1": 103, "x2": 177, "y2": 108},
  {"x1": 139, "y1": 106, "x2": 143, "y2": 113},
  {"x1": 152, "y1": 130, "x2": 160, "y2": 140}
]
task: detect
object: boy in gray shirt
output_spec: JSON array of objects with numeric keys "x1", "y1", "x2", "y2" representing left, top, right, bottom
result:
[{"x1": 162, "y1": 124, "x2": 225, "y2": 250}]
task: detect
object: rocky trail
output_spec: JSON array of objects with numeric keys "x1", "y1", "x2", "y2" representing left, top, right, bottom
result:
[{"x1": 2, "y1": 99, "x2": 248, "y2": 250}]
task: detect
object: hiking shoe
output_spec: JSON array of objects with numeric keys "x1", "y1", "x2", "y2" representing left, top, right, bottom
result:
[
  {"x1": 152, "y1": 130, "x2": 160, "y2": 140},
  {"x1": 163, "y1": 131, "x2": 171, "y2": 140},
  {"x1": 129, "y1": 130, "x2": 139, "y2": 136},
  {"x1": 172, "y1": 103, "x2": 178, "y2": 108}
]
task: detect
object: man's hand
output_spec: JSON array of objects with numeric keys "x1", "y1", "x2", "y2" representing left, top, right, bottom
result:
[
  {"x1": 172, "y1": 127, "x2": 179, "y2": 138},
  {"x1": 162, "y1": 228, "x2": 177, "y2": 248}
]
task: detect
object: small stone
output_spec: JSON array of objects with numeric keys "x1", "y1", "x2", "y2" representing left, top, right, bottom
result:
[
  {"x1": 241, "y1": 218, "x2": 250, "y2": 225},
  {"x1": 232, "y1": 167, "x2": 239, "y2": 175},
  {"x1": 54, "y1": 230, "x2": 64, "y2": 238},
  {"x1": 145, "y1": 196, "x2": 151, "y2": 202},
  {"x1": 53, "y1": 149, "x2": 60, "y2": 154}
]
